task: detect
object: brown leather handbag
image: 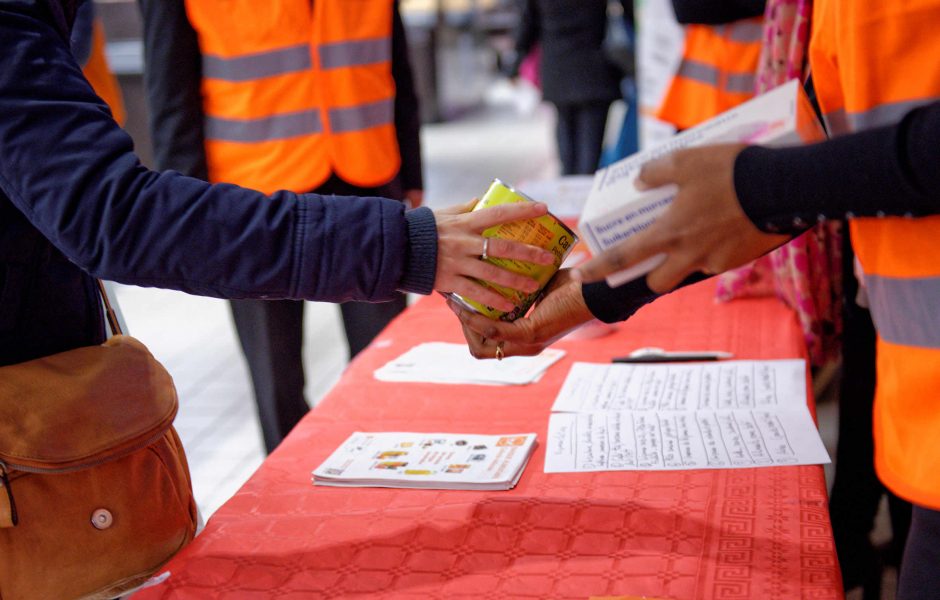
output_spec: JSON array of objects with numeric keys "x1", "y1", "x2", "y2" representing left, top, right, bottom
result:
[{"x1": 0, "y1": 330, "x2": 198, "y2": 600}]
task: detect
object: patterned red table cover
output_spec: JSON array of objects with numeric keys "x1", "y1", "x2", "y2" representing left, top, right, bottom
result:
[{"x1": 136, "y1": 281, "x2": 843, "y2": 599}]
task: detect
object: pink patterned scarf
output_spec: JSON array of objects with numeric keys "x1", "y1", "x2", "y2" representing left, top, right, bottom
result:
[{"x1": 715, "y1": 0, "x2": 843, "y2": 366}]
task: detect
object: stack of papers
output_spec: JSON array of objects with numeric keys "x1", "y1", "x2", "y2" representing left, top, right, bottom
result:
[
  {"x1": 312, "y1": 432, "x2": 538, "y2": 490},
  {"x1": 544, "y1": 360, "x2": 831, "y2": 473},
  {"x1": 374, "y1": 342, "x2": 564, "y2": 385}
]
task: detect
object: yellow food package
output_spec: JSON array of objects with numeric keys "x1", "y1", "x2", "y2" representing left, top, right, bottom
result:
[{"x1": 449, "y1": 179, "x2": 578, "y2": 321}]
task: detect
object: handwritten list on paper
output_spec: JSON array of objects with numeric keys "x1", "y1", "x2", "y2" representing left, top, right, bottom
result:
[{"x1": 544, "y1": 360, "x2": 831, "y2": 473}]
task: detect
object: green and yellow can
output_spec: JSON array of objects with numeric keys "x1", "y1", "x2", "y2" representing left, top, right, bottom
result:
[{"x1": 449, "y1": 179, "x2": 579, "y2": 321}]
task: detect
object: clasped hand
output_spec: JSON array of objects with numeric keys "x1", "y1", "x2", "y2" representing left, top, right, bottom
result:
[
  {"x1": 432, "y1": 199, "x2": 555, "y2": 313},
  {"x1": 449, "y1": 143, "x2": 794, "y2": 360},
  {"x1": 448, "y1": 268, "x2": 594, "y2": 360},
  {"x1": 435, "y1": 200, "x2": 594, "y2": 360}
]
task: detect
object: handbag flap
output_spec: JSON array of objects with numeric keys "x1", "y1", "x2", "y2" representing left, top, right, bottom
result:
[{"x1": 0, "y1": 335, "x2": 178, "y2": 470}]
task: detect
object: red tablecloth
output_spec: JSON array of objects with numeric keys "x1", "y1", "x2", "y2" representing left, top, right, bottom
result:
[{"x1": 137, "y1": 281, "x2": 842, "y2": 599}]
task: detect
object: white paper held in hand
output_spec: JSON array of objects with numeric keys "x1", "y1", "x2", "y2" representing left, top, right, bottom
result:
[{"x1": 579, "y1": 79, "x2": 827, "y2": 287}]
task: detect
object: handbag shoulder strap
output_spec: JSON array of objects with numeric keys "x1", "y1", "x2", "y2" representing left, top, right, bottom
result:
[{"x1": 97, "y1": 280, "x2": 124, "y2": 337}]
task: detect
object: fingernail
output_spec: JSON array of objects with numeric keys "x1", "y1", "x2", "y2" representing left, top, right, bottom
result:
[
  {"x1": 570, "y1": 269, "x2": 584, "y2": 282},
  {"x1": 634, "y1": 176, "x2": 651, "y2": 191},
  {"x1": 540, "y1": 251, "x2": 555, "y2": 264}
]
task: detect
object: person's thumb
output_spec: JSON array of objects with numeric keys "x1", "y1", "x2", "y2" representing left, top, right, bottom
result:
[
  {"x1": 435, "y1": 197, "x2": 479, "y2": 217},
  {"x1": 571, "y1": 225, "x2": 667, "y2": 284},
  {"x1": 635, "y1": 153, "x2": 679, "y2": 191}
]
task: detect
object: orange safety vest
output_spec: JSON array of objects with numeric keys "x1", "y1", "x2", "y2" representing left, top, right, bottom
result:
[
  {"x1": 811, "y1": 0, "x2": 940, "y2": 509},
  {"x1": 657, "y1": 18, "x2": 763, "y2": 130},
  {"x1": 184, "y1": 0, "x2": 401, "y2": 194},
  {"x1": 81, "y1": 18, "x2": 126, "y2": 126}
]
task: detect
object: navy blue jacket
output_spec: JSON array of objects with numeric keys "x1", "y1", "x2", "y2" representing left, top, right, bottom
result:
[{"x1": 0, "y1": 0, "x2": 437, "y2": 366}]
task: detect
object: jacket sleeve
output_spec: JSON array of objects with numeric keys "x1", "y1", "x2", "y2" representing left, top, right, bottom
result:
[
  {"x1": 138, "y1": 0, "x2": 209, "y2": 179},
  {"x1": 583, "y1": 273, "x2": 707, "y2": 323},
  {"x1": 0, "y1": 6, "x2": 438, "y2": 302},
  {"x1": 392, "y1": 1, "x2": 424, "y2": 193},
  {"x1": 670, "y1": 0, "x2": 765, "y2": 25},
  {"x1": 584, "y1": 101, "x2": 940, "y2": 322},
  {"x1": 69, "y1": 0, "x2": 93, "y2": 65},
  {"x1": 735, "y1": 101, "x2": 940, "y2": 235}
]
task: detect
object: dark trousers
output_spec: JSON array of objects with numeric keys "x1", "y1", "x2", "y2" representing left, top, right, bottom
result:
[
  {"x1": 230, "y1": 299, "x2": 307, "y2": 455},
  {"x1": 554, "y1": 101, "x2": 611, "y2": 175},
  {"x1": 230, "y1": 295, "x2": 407, "y2": 453},
  {"x1": 231, "y1": 175, "x2": 408, "y2": 454},
  {"x1": 898, "y1": 505, "x2": 940, "y2": 600}
]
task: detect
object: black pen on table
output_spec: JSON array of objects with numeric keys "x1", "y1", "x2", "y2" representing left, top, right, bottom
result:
[{"x1": 612, "y1": 348, "x2": 734, "y2": 363}]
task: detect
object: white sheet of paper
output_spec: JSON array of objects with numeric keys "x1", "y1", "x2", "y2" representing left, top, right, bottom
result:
[
  {"x1": 551, "y1": 360, "x2": 808, "y2": 412},
  {"x1": 544, "y1": 360, "x2": 830, "y2": 472},
  {"x1": 374, "y1": 342, "x2": 565, "y2": 386}
]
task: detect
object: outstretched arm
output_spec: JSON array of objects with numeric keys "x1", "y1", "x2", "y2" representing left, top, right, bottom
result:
[
  {"x1": 0, "y1": 5, "x2": 552, "y2": 305},
  {"x1": 575, "y1": 101, "x2": 940, "y2": 291}
]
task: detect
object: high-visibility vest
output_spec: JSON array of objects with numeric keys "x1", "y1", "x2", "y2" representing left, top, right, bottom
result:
[
  {"x1": 657, "y1": 18, "x2": 763, "y2": 130},
  {"x1": 81, "y1": 18, "x2": 126, "y2": 126},
  {"x1": 811, "y1": 0, "x2": 940, "y2": 509},
  {"x1": 184, "y1": 0, "x2": 401, "y2": 194}
]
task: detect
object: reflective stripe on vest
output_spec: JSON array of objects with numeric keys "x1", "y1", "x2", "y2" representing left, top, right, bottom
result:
[
  {"x1": 674, "y1": 60, "x2": 757, "y2": 94},
  {"x1": 811, "y1": 0, "x2": 940, "y2": 509},
  {"x1": 823, "y1": 98, "x2": 937, "y2": 136},
  {"x1": 329, "y1": 98, "x2": 394, "y2": 134},
  {"x1": 657, "y1": 19, "x2": 763, "y2": 130},
  {"x1": 866, "y1": 275, "x2": 940, "y2": 349},
  {"x1": 202, "y1": 45, "x2": 312, "y2": 82},
  {"x1": 319, "y1": 38, "x2": 391, "y2": 69},
  {"x1": 184, "y1": 0, "x2": 400, "y2": 193},
  {"x1": 726, "y1": 73, "x2": 757, "y2": 94},
  {"x1": 713, "y1": 20, "x2": 765, "y2": 43},
  {"x1": 205, "y1": 109, "x2": 324, "y2": 143}
]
